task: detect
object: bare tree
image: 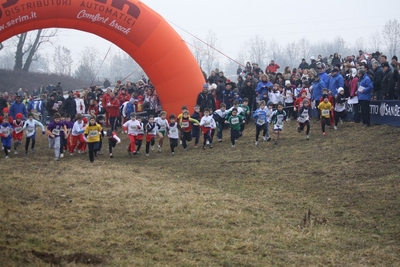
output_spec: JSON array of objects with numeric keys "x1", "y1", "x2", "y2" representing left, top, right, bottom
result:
[
  {"x1": 74, "y1": 63, "x2": 95, "y2": 83},
  {"x1": 382, "y1": 19, "x2": 400, "y2": 57},
  {"x1": 286, "y1": 41, "x2": 300, "y2": 68},
  {"x1": 369, "y1": 30, "x2": 382, "y2": 52},
  {"x1": 354, "y1": 37, "x2": 366, "y2": 53},
  {"x1": 204, "y1": 30, "x2": 219, "y2": 75},
  {"x1": 298, "y1": 38, "x2": 311, "y2": 60},
  {"x1": 53, "y1": 46, "x2": 73, "y2": 76},
  {"x1": 244, "y1": 35, "x2": 268, "y2": 68},
  {"x1": 13, "y1": 29, "x2": 57, "y2": 71},
  {"x1": 190, "y1": 38, "x2": 206, "y2": 69}
]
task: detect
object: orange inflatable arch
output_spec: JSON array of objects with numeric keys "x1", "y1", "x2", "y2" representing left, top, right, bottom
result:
[{"x1": 0, "y1": 0, "x2": 204, "y2": 116}]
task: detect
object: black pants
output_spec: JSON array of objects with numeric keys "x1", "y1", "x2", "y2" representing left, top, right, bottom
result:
[
  {"x1": 203, "y1": 130, "x2": 212, "y2": 147},
  {"x1": 25, "y1": 136, "x2": 36, "y2": 151},
  {"x1": 88, "y1": 142, "x2": 100, "y2": 162},
  {"x1": 352, "y1": 103, "x2": 361, "y2": 123},
  {"x1": 284, "y1": 104, "x2": 293, "y2": 119},
  {"x1": 170, "y1": 138, "x2": 178, "y2": 153},
  {"x1": 146, "y1": 138, "x2": 155, "y2": 154},
  {"x1": 321, "y1": 118, "x2": 330, "y2": 132},
  {"x1": 299, "y1": 121, "x2": 310, "y2": 135},
  {"x1": 108, "y1": 138, "x2": 116, "y2": 153},
  {"x1": 359, "y1": 100, "x2": 370, "y2": 125},
  {"x1": 135, "y1": 138, "x2": 143, "y2": 152},
  {"x1": 334, "y1": 110, "x2": 347, "y2": 126},
  {"x1": 109, "y1": 116, "x2": 117, "y2": 131},
  {"x1": 231, "y1": 129, "x2": 240, "y2": 145},
  {"x1": 3, "y1": 145, "x2": 10, "y2": 156},
  {"x1": 60, "y1": 136, "x2": 67, "y2": 154},
  {"x1": 255, "y1": 124, "x2": 266, "y2": 141},
  {"x1": 192, "y1": 126, "x2": 200, "y2": 145},
  {"x1": 181, "y1": 131, "x2": 192, "y2": 149}
]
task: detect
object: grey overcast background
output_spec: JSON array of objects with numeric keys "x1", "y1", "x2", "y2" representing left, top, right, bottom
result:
[{"x1": 4, "y1": 0, "x2": 400, "y2": 73}]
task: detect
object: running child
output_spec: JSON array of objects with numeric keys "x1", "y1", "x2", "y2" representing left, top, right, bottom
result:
[
  {"x1": 191, "y1": 105, "x2": 201, "y2": 148},
  {"x1": 225, "y1": 108, "x2": 245, "y2": 148},
  {"x1": 167, "y1": 114, "x2": 181, "y2": 155},
  {"x1": 62, "y1": 114, "x2": 74, "y2": 157},
  {"x1": 270, "y1": 102, "x2": 287, "y2": 145},
  {"x1": 123, "y1": 112, "x2": 141, "y2": 155},
  {"x1": 46, "y1": 113, "x2": 67, "y2": 160},
  {"x1": 107, "y1": 130, "x2": 121, "y2": 158},
  {"x1": 334, "y1": 87, "x2": 348, "y2": 130},
  {"x1": 239, "y1": 98, "x2": 251, "y2": 122},
  {"x1": 253, "y1": 100, "x2": 269, "y2": 146},
  {"x1": 180, "y1": 110, "x2": 199, "y2": 150},
  {"x1": 213, "y1": 103, "x2": 227, "y2": 142},
  {"x1": 154, "y1": 111, "x2": 168, "y2": 152},
  {"x1": 12, "y1": 113, "x2": 24, "y2": 155},
  {"x1": 320, "y1": 88, "x2": 335, "y2": 127},
  {"x1": 297, "y1": 99, "x2": 311, "y2": 140},
  {"x1": 69, "y1": 114, "x2": 86, "y2": 155},
  {"x1": 84, "y1": 115, "x2": 103, "y2": 163},
  {"x1": 23, "y1": 112, "x2": 45, "y2": 155},
  {"x1": 199, "y1": 108, "x2": 216, "y2": 150},
  {"x1": 0, "y1": 116, "x2": 13, "y2": 158},
  {"x1": 226, "y1": 100, "x2": 245, "y2": 136},
  {"x1": 318, "y1": 95, "x2": 333, "y2": 136},
  {"x1": 135, "y1": 115, "x2": 144, "y2": 154},
  {"x1": 145, "y1": 115, "x2": 159, "y2": 156}
]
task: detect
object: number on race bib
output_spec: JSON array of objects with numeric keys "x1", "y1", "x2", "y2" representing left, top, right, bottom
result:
[
  {"x1": 257, "y1": 118, "x2": 265, "y2": 125},
  {"x1": 322, "y1": 110, "x2": 330, "y2": 116},
  {"x1": 231, "y1": 118, "x2": 239, "y2": 124},
  {"x1": 182, "y1": 122, "x2": 189, "y2": 128},
  {"x1": 204, "y1": 123, "x2": 210, "y2": 127},
  {"x1": 15, "y1": 127, "x2": 23, "y2": 133},
  {"x1": 27, "y1": 128, "x2": 34, "y2": 133},
  {"x1": 89, "y1": 130, "x2": 98, "y2": 137},
  {"x1": 52, "y1": 129, "x2": 60, "y2": 135}
]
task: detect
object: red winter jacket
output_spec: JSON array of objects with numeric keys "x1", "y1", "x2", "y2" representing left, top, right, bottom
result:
[{"x1": 107, "y1": 97, "x2": 120, "y2": 117}]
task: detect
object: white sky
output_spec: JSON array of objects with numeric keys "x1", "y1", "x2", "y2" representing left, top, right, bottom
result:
[{"x1": 4, "y1": 0, "x2": 400, "y2": 70}]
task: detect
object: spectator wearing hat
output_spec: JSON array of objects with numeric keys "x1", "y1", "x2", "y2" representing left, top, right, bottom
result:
[
  {"x1": 9, "y1": 95, "x2": 27, "y2": 119},
  {"x1": 381, "y1": 62, "x2": 395, "y2": 100},
  {"x1": 372, "y1": 61, "x2": 384, "y2": 100},
  {"x1": 357, "y1": 69, "x2": 373, "y2": 127},
  {"x1": 328, "y1": 68, "x2": 344, "y2": 96},
  {"x1": 309, "y1": 56, "x2": 317, "y2": 70},
  {"x1": 196, "y1": 83, "x2": 215, "y2": 113},
  {"x1": 46, "y1": 94, "x2": 59, "y2": 122},
  {"x1": 298, "y1": 59, "x2": 309, "y2": 70},
  {"x1": 62, "y1": 91, "x2": 77, "y2": 120},
  {"x1": 218, "y1": 71, "x2": 227, "y2": 84},
  {"x1": 265, "y1": 60, "x2": 280, "y2": 75}
]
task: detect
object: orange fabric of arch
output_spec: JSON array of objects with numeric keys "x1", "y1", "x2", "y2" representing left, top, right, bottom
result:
[{"x1": 0, "y1": 0, "x2": 204, "y2": 116}]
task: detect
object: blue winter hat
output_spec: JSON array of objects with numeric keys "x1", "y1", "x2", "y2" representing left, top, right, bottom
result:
[{"x1": 203, "y1": 83, "x2": 209, "y2": 89}]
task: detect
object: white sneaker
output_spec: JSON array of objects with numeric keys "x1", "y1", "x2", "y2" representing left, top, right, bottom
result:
[
  {"x1": 206, "y1": 140, "x2": 210, "y2": 145},
  {"x1": 78, "y1": 150, "x2": 82, "y2": 154},
  {"x1": 146, "y1": 153, "x2": 149, "y2": 156},
  {"x1": 157, "y1": 144, "x2": 161, "y2": 152},
  {"x1": 60, "y1": 153, "x2": 64, "y2": 158},
  {"x1": 5, "y1": 156, "x2": 9, "y2": 159},
  {"x1": 263, "y1": 136, "x2": 267, "y2": 141},
  {"x1": 334, "y1": 126, "x2": 337, "y2": 130},
  {"x1": 14, "y1": 151, "x2": 18, "y2": 155},
  {"x1": 179, "y1": 140, "x2": 182, "y2": 145},
  {"x1": 266, "y1": 137, "x2": 271, "y2": 141},
  {"x1": 231, "y1": 145, "x2": 235, "y2": 148},
  {"x1": 306, "y1": 135, "x2": 310, "y2": 140},
  {"x1": 54, "y1": 157, "x2": 59, "y2": 161},
  {"x1": 218, "y1": 139, "x2": 222, "y2": 142},
  {"x1": 151, "y1": 146, "x2": 154, "y2": 151},
  {"x1": 340, "y1": 118, "x2": 343, "y2": 124},
  {"x1": 255, "y1": 141, "x2": 258, "y2": 146}
]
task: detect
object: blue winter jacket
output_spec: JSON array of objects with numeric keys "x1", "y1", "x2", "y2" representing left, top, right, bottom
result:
[
  {"x1": 9, "y1": 101, "x2": 28, "y2": 118},
  {"x1": 256, "y1": 81, "x2": 273, "y2": 100},
  {"x1": 319, "y1": 72, "x2": 329, "y2": 86},
  {"x1": 311, "y1": 80, "x2": 326, "y2": 101},
  {"x1": 328, "y1": 73, "x2": 344, "y2": 96},
  {"x1": 358, "y1": 74, "x2": 373, "y2": 101}
]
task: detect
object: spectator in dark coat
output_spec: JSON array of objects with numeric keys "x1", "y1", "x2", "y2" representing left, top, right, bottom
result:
[
  {"x1": 372, "y1": 61, "x2": 384, "y2": 100},
  {"x1": 381, "y1": 62, "x2": 394, "y2": 100},
  {"x1": 196, "y1": 84, "x2": 216, "y2": 113},
  {"x1": 62, "y1": 91, "x2": 77, "y2": 119},
  {"x1": 0, "y1": 93, "x2": 7, "y2": 116}
]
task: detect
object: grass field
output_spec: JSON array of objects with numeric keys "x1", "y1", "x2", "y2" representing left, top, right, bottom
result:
[{"x1": 0, "y1": 119, "x2": 399, "y2": 266}]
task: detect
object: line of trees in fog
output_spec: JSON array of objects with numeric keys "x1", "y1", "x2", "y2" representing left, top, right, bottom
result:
[{"x1": 0, "y1": 19, "x2": 399, "y2": 83}]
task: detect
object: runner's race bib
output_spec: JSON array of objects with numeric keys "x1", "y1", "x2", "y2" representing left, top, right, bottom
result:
[
  {"x1": 182, "y1": 122, "x2": 189, "y2": 128},
  {"x1": 231, "y1": 117, "x2": 239, "y2": 124},
  {"x1": 52, "y1": 129, "x2": 60, "y2": 135},
  {"x1": 89, "y1": 130, "x2": 98, "y2": 137},
  {"x1": 27, "y1": 128, "x2": 34, "y2": 133},
  {"x1": 257, "y1": 118, "x2": 265, "y2": 125},
  {"x1": 15, "y1": 127, "x2": 23, "y2": 133},
  {"x1": 322, "y1": 110, "x2": 330, "y2": 116},
  {"x1": 204, "y1": 123, "x2": 210, "y2": 127}
]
